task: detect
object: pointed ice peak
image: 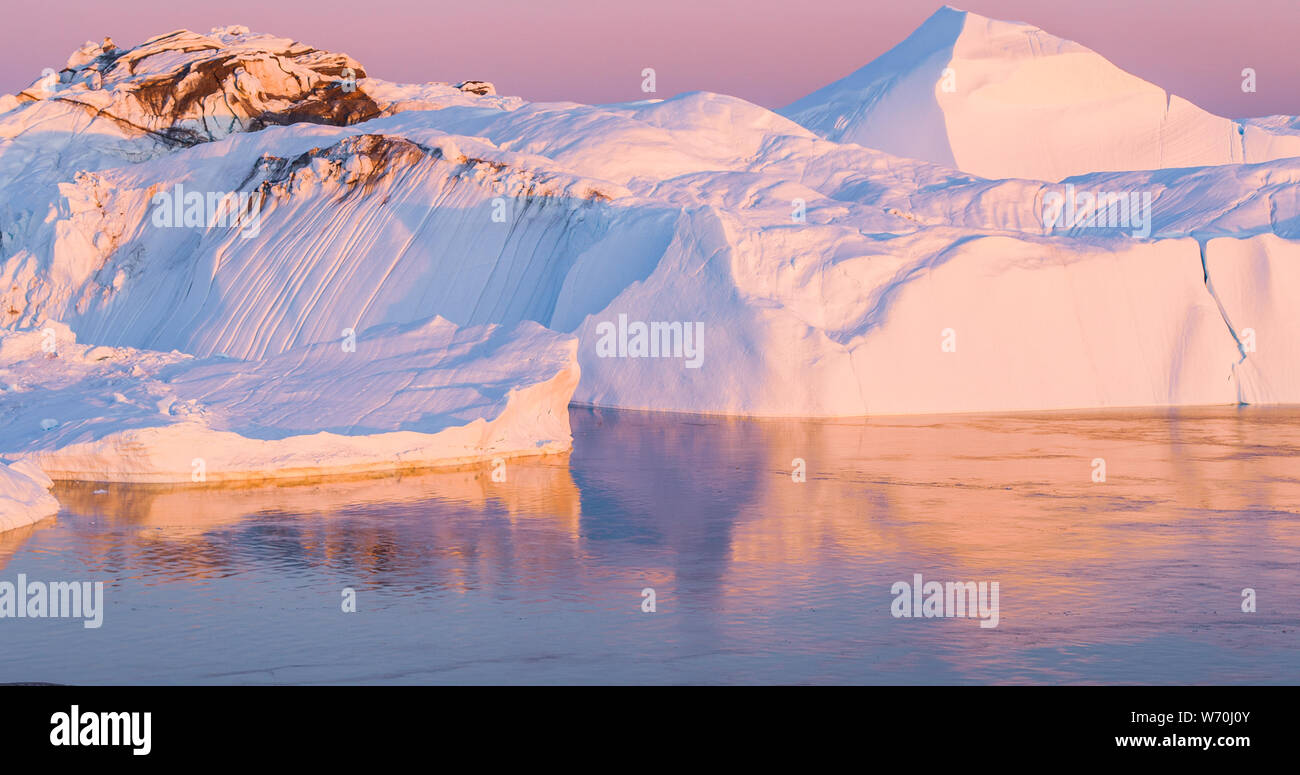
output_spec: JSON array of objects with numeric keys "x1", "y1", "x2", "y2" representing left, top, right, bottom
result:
[
  {"x1": 781, "y1": 6, "x2": 1300, "y2": 180},
  {"x1": 923, "y1": 4, "x2": 1066, "y2": 35},
  {"x1": 892, "y1": 3, "x2": 1092, "y2": 68}
]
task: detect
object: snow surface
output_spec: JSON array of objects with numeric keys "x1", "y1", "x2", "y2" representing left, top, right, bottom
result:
[
  {"x1": 0, "y1": 12, "x2": 1297, "y2": 492},
  {"x1": 781, "y1": 6, "x2": 1300, "y2": 182},
  {"x1": 0, "y1": 319, "x2": 578, "y2": 483}
]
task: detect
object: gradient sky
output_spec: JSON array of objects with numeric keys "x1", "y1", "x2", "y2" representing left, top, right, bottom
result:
[{"x1": 2, "y1": 0, "x2": 1295, "y2": 118}]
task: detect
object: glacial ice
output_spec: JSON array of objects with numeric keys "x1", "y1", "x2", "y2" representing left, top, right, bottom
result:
[
  {"x1": 0, "y1": 10, "x2": 1297, "y2": 504},
  {"x1": 0, "y1": 460, "x2": 58, "y2": 531},
  {"x1": 0, "y1": 319, "x2": 578, "y2": 483},
  {"x1": 781, "y1": 6, "x2": 1300, "y2": 182}
]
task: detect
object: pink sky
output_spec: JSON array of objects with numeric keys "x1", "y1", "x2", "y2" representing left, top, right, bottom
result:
[{"x1": 3, "y1": 0, "x2": 1295, "y2": 118}]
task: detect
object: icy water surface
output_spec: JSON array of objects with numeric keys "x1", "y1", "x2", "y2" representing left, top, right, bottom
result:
[{"x1": 1, "y1": 407, "x2": 1298, "y2": 684}]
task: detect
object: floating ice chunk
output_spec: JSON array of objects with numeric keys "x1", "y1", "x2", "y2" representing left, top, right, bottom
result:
[
  {"x1": 1, "y1": 317, "x2": 579, "y2": 483},
  {"x1": 0, "y1": 462, "x2": 58, "y2": 533}
]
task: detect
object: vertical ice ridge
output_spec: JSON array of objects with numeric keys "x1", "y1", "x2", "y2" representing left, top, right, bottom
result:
[{"x1": 1195, "y1": 236, "x2": 1248, "y2": 404}]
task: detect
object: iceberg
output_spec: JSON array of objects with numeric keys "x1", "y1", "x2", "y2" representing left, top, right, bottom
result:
[
  {"x1": 0, "y1": 319, "x2": 578, "y2": 483},
  {"x1": 781, "y1": 6, "x2": 1300, "y2": 182},
  {"x1": 0, "y1": 460, "x2": 58, "y2": 532},
  {"x1": 0, "y1": 12, "x2": 1296, "y2": 444}
]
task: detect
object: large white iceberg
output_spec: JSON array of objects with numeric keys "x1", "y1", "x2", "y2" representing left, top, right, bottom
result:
[{"x1": 0, "y1": 13, "x2": 1297, "y2": 431}]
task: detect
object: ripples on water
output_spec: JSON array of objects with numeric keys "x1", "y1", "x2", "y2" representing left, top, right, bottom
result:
[{"x1": 1, "y1": 407, "x2": 1297, "y2": 684}]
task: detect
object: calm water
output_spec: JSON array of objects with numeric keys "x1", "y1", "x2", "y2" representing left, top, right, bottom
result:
[{"x1": 1, "y1": 407, "x2": 1298, "y2": 684}]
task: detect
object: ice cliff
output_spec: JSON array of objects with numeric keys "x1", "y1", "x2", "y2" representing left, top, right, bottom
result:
[{"x1": 0, "y1": 11, "x2": 1297, "y2": 511}]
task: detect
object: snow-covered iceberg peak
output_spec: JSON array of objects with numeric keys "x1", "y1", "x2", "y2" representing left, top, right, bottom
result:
[
  {"x1": 4, "y1": 26, "x2": 517, "y2": 148},
  {"x1": 781, "y1": 5, "x2": 1300, "y2": 181},
  {"x1": 9, "y1": 27, "x2": 381, "y2": 146}
]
